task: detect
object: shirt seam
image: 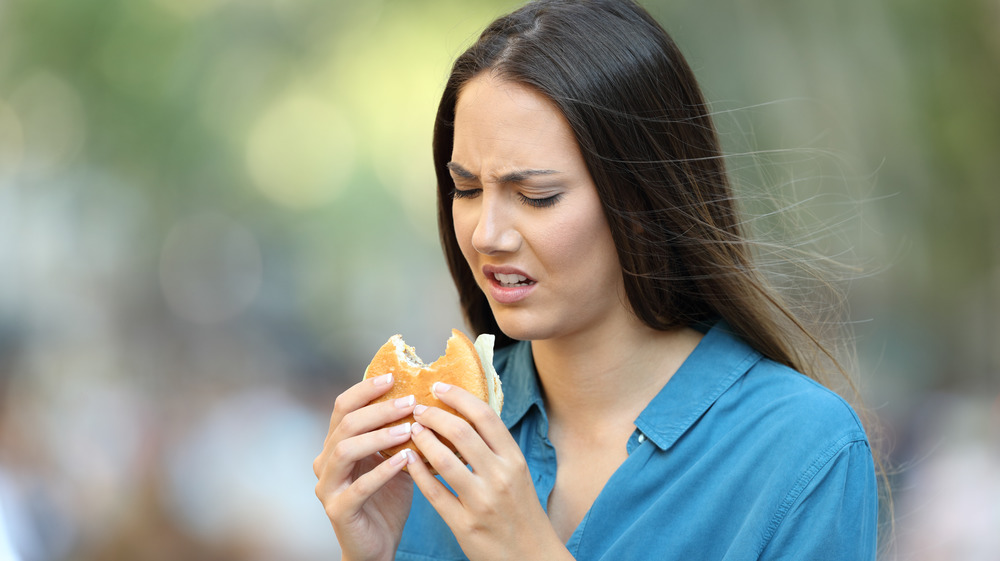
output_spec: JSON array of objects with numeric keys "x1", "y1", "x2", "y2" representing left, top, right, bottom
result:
[{"x1": 756, "y1": 431, "x2": 870, "y2": 557}]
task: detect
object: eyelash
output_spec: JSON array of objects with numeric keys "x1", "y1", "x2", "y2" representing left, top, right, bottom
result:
[
  {"x1": 450, "y1": 188, "x2": 562, "y2": 208},
  {"x1": 520, "y1": 193, "x2": 562, "y2": 208},
  {"x1": 450, "y1": 188, "x2": 480, "y2": 200}
]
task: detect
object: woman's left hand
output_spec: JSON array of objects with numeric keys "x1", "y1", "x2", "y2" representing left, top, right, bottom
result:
[{"x1": 405, "y1": 382, "x2": 572, "y2": 561}]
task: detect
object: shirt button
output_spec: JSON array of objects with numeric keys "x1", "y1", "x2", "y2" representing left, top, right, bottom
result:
[{"x1": 637, "y1": 433, "x2": 646, "y2": 443}]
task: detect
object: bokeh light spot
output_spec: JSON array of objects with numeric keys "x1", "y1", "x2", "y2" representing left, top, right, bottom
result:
[
  {"x1": 245, "y1": 92, "x2": 356, "y2": 209},
  {"x1": 8, "y1": 72, "x2": 86, "y2": 176}
]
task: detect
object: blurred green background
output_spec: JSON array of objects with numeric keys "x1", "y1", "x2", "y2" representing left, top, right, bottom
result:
[{"x1": 0, "y1": 0, "x2": 997, "y2": 559}]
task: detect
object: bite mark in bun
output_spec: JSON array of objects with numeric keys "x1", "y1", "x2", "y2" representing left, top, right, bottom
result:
[{"x1": 363, "y1": 329, "x2": 503, "y2": 470}]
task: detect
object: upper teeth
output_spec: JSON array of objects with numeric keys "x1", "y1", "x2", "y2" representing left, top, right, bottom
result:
[{"x1": 495, "y1": 273, "x2": 529, "y2": 286}]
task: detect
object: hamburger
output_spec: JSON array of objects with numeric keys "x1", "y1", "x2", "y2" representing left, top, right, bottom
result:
[{"x1": 363, "y1": 329, "x2": 503, "y2": 469}]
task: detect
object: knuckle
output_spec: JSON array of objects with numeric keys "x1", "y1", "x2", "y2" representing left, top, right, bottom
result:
[
  {"x1": 465, "y1": 405, "x2": 493, "y2": 426},
  {"x1": 347, "y1": 476, "x2": 372, "y2": 500},
  {"x1": 336, "y1": 413, "x2": 356, "y2": 435},
  {"x1": 508, "y1": 453, "x2": 529, "y2": 476},
  {"x1": 330, "y1": 439, "x2": 352, "y2": 463},
  {"x1": 335, "y1": 408, "x2": 370, "y2": 438},
  {"x1": 331, "y1": 393, "x2": 353, "y2": 417},
  {"x1": 491, "y1": 457, "x2": 527, "y2": 495},
  {"x1": 465, "y1": 501, "x2": 497, "y2": 528},
  {"x1": 331, "y1": 393, "x2": 346, "y2": 413},
  {"x1": 324, "y1": 500, "x2": 343, "y2": 522},
  {"x1": 420, "y1": 446, "x2": 449, "y2": 468},
  {"x1": 455, "y1": 515, "x2": 476, "y2": 535},
  {"x1": 448, "y1": 419, "x2": 476, "y2": 442},
  {"x1": 420, "y1": 477, "x2": 450, "y2": 503},
  {"x1": 493, "y1": 470, "x2": 516, "y2": 494},
  {"x1": 317, "y1": 482, "x2": 350, "y2": 523}
]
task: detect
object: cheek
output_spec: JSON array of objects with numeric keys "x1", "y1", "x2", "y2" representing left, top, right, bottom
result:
[
  {"x1": 542, "y1": 209, "x2": 619, "y2": 279},
  {"x1": 453, "y1": 209, "x2": 478, "y2": 262}
]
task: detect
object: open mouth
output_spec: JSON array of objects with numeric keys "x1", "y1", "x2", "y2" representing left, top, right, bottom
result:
[{"x1": 491, "y1": 272, "x2": 535, "y2": 288}]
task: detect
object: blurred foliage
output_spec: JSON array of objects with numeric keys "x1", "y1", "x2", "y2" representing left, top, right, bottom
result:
[{"x1": 0, "y1": 0, "x2": 998, "y2": 559}]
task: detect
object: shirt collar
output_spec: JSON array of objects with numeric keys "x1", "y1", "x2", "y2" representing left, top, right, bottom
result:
[
  {"x1": 635, "y1": 322, "x2": 762, "y2": 450},
  {"x1": 494, "y1": 322, "x2": 763, "y2": 446}
]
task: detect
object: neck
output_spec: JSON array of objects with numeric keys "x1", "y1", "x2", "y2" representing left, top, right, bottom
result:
[{"x1": 530, "y1": 316, "x2": 703, "y2": 436}]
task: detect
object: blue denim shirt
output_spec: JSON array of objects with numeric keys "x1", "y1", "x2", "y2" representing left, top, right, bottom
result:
[{"x1": 396, "y1": 323, "x2": 878, "y2": 560}]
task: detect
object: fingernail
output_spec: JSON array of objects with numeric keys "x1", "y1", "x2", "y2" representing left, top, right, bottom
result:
[
  {"x1": 374, "y1": 373, "x2": 393, "y2": 385},
  {"x1": 432, "y1": 382, "x2": 450, "y2": 396},
  {"x1": 394, "y1": 395, "x2": 415, "y2": 408},
  {"x1": 389, "y1": 449, "x2": 408, "y2": 467},
  {"x1": 405, "y1": 449, "x2": 417, "y2": 465},
  {"x1": 413, "y1": 404, "x2": 428, "y2": 416},
  {"x1": 389, "y1": 422, "x2": 411, "y2": 436},
  {"x1": 411, "y1": 422, "x2": 425, "y2": 435}
]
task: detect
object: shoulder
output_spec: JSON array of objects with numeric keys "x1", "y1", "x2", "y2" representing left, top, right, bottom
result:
[
  {"x1": 733, "y1": 363, "x2": 878, "y2": 558},
  {"x1": 709, "y1": 359, "x2": 877, "y2": 552},
  {"x1": 706, "y1": 356, "x2": 873, "y2": 495},
  {"x1": 734, "y1": 358, "x2": 867, "y2": 442}
]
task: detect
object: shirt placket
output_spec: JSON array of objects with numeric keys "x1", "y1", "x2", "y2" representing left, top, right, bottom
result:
[{"x1": 521, "y1": 405, "x2": 558, "y2": 511}]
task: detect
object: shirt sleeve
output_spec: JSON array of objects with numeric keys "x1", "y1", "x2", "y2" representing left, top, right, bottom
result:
[{"x1": 757, "y1": 436, "x2": 879, "y2": 561}]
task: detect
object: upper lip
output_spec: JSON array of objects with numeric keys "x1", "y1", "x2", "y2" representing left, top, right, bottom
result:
[{"x1": 482, "y1": 264, "x2": 535, "y2": 282}]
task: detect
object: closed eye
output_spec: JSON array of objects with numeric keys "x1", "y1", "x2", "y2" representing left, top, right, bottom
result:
[
  {"x1": 451, "y1": 187, "x2": 481, "y2": 200},
  {"x1": 518, "y1": 193, "x2": 562, "y2": 208}
]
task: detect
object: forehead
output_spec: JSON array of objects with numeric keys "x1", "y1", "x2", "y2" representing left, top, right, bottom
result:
[{"x1": 452, "y1": 74, "x2": 580, "y2": 167}]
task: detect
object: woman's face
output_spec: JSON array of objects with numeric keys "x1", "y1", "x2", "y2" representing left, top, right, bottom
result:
[{"x1": 450, "y1": 74, "x2": 627, "y2": 343}]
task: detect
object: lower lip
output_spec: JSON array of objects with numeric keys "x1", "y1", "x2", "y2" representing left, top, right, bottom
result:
[{"x1": 486, "y1": 278, "x2": 536, "y2": 304}]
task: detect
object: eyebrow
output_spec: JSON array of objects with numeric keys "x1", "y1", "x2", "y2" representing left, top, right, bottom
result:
[{"x1": 446, "y1": 162, "x2": 560, "y2": 184}]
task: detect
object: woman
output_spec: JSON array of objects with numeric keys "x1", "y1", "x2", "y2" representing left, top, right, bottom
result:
[{"x1": 314, "y1": 1, "x2": 879, "y2": 560}]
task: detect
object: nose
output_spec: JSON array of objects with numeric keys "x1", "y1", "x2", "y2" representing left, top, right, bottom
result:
[{"x1": 471, "y1": 191, "x2": 521, "y2": 255}]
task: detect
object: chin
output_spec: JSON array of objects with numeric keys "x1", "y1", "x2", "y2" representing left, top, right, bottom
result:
[{"x1": 490, "y1": 309, "x2": 558, "y2": 343}]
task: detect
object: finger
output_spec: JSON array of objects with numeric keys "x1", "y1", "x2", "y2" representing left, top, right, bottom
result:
[
  {"x1": 327, "y1": 373, "x2": 397, "y2": 434},
  {"x1": 412, "y1": 403, "x2": 493, "y2": 477},
  {"x1": 430, "y1": 382, "x2": 514, "y2": 455},
  {"x1": 324, "y1": 422, "x2": 415, "y2": 484},
  {"x1": 333, "y1": 449, "x2": 413, "y2": 517},
  {"x1": 316, "y1": 452, "x2": 379, "y2": 502},
  {"x1": 334, "y1": 394, "x2": 417, "y2": 443},
  {"x1": 405, "y1": 442, "x2": 462, "y2": 520},
  {"x1": 409, "y1": 421, "x2": 477, "y2": 490},
  {"x1": 318, "y1": 392, "x2": 415, "y2": 477}
]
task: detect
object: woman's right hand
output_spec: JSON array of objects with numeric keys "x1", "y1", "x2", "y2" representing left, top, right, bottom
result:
[{"x1": 314, "y1": 373, "x2": 417, "y2": 561}]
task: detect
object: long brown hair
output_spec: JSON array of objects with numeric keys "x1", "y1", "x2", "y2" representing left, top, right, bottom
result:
[{"x1": 434, "y1": 0, "x2": 844, "y2": 387}]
